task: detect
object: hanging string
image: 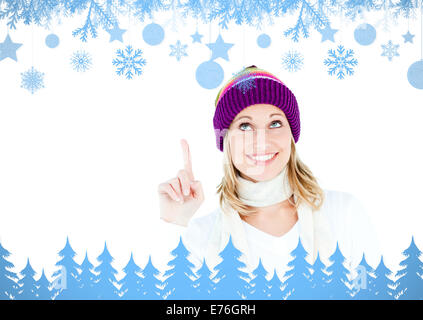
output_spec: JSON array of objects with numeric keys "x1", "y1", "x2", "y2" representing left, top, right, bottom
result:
[
  {"x1": 242, "y1": 23, "x2": 245, "y2": 67},
  {"x1": 32, "y1": 21, "x2": 34, "y2": 67},
  {"x1": 389, "y1": 5, "x2": 392, "y2": 40},
  {"x1": 420, "y1": 0, "x2": 422, "y2": 60},
  {"x1": 128, "y1": 6, "x2": 131, "y2": 44}
]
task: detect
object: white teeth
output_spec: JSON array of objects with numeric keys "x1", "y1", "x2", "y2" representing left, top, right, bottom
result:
[{"x1": 248, "y1": 153, "x2": 276, "y2": 161}]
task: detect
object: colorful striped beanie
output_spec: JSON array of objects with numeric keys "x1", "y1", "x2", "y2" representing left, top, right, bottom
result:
[{"x1": 213, "y1": 65, "x2": 300, "y2": 152}]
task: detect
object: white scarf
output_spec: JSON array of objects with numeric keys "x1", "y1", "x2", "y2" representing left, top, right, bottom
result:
[
  {"x1": 205, "y1": 166, "x2": 336, "y2": 271},
  {"x1": 237, "y1": 166, "x2": 292, "y2": 207}
]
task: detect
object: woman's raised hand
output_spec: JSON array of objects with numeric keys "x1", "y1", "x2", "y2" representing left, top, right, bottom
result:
[{"x1": 158, "y1": 139, "x2": 205, "y2": 226}]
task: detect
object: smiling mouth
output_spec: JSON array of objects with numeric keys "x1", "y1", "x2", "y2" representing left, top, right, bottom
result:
[{"x1": 246, "y1": 152, "x2": 279, "y2": 164}]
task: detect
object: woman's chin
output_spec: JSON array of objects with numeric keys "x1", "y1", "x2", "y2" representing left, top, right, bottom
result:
[{"x1": 243, "y1": 168, "x2": 280, "y2": 182}]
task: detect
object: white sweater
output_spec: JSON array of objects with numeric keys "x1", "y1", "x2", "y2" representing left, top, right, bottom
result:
[
  {"x1": 161, "y1": 189, "x2": 382, "y2": 280},
  {"x1": 241, "y1": 218, "x2": 300, "y2": 280}
]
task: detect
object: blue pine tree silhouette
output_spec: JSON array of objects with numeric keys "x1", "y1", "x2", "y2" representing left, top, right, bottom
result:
[
  {"x1": 77, "y1": 251, "x2": 97, "y2": 299},
  {"x1": 140, "y1": 255, "x2": 163, "y2": 299},
  {"x1": 372, "y1": 256, "x2": 395, "y2": 300},
  {"x1": 211, "y1": 235, "x2": 251, "y2": 299},
  {"x1": 267, "y1": 269, "x2": 284, "y2": 300},
  {"x1": 118, "y1": 252, "x2": 143, "y2": 299},
  {"x1": 192, "y1": 257, "x2": 215, "y2": 299},
  {"x1": 52, "y1": 236, "x2": 81, "y2": 299},
  {"x1": 309, "y1": 252, "x2": 330, "y2": 299},
  {"x1": 283, "y1": 237, "x2": 313, "y2": 299},
  {"x1": 325, "y1": 242, "x2": 353, "y2": 299},
  {"x1": 0, "y1": 240, "x2": 18, "y2": 299},
  {"x1": 35, "y1": 268, "x2": 52, "y2": 300},
  {"x1": 16, "y1": 258, "x2": 37, "y2": 299},
  {"x1": 163, "y1": 236, "x2": 197, "y2": 299},
  {"x1": 394, "y1": 236, "x2": 423, "y2": 300},
  {"x1": 248, "y1": 258, "x2": 271, "y2": 299},
  {"x1": 352, "y1": 253, "x2": 376, "y2": 300},
  {"x1": 93, "y1": 242, "x2": 119, "y2": 299}
]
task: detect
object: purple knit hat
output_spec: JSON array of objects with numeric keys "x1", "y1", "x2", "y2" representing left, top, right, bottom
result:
[{"x1": 213, "y1": 65, "x2": 300, "y2": 152}]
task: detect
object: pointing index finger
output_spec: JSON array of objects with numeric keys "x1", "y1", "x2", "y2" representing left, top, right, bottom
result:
[{"x1": 181, "y1": 139, "x2": 194, "y2": 181}]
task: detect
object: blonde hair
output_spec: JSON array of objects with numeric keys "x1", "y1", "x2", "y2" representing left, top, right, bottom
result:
[{"x1": 216, "y1": 132, "x2": 325, "y2": 217}]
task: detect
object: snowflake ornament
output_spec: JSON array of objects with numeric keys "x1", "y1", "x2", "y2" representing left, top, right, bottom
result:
[
  {"x1": 282, "y1": 50, "x2": 304, "y2": 72},
  {"x1": 381, "y1": 40, "x2": 400, "y2": 61},
  {"x1": 231, "y1": 66, "x2": 256, "y2": 94},
  {"x1": 169, "y1": 40, "x2": 188, "y2": 61},
  {"x1": 70, "y1": 50, "x2": 92, "y2": 72},
  {"x1": 112, "y1": 45, "x2": 147, "y2": 79},
  {"x1": 21, "y1": 66, "x2": 44, "y2": 94},
  {"x1": 234, "y1": 76, "x2": 256, "y2": 94},
  {"x1": 324, "y1": 45, "x2": 358, "y2": 79}
]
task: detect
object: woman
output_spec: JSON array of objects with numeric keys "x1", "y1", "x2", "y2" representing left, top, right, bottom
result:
[{"x1": 157, "y1": 65, "x2": 381, "y2": 279}]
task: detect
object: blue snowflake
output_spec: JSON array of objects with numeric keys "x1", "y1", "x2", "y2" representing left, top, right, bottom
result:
[
  {"x1": 381, "y1": 40, "x2": 400, "y2": 61},
  {"x1": 20, "y1": 66, "x2": 44, "y2": 94},
  {"x1": 70, "y1": 50, "x2": 92, "y2": 72},
  {"x1": 112, "y1": 45, "x2": 147, "y2": 79},
  {"x1": 169, "y1": 40, "x2": 188, "y2": 61},
  {"x1": 282, "y1": 50, "x2": 304, "y2": 72},
  {"x1": 324, "y1": 45, "x2": 358, "y2": 79},
  {"x1": 231, "y1": 66, "x2": 256, "y2": 94},
  {"x1": 234, "y1": 76, "x2": 256, "y2": 94}
]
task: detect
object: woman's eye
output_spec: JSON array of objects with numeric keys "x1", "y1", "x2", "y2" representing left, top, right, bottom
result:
[
  {"x1": 239, "y1": 122, "x2": 251, "y2": 130},
  {"x1": 239, "y1": 121, "x2": 282, "y2": 131},
  {"x1": 270, "y1": 120, "x2": 282, "y2": 128}
]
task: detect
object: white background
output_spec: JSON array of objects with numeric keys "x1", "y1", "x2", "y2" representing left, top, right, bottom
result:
[{"x1": 1, "y1": 9, "x2": 423, "y2": 282}]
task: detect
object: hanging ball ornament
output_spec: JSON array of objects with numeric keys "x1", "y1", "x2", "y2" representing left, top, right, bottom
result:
[
  {"x1": 354, "y1": 23, "x2": 376, "y2": 46},
  {"x1": 407, "y1": 60, "x2": 423, "y2": 90},
  {"x1": 45, "y1": 33, "x2": 60, "y2": 48},
  {"x1": 142, "y1": 23, "x2": 165, "y2": 46},
  {"x1": 196, "y1": 60, "x2": 224, "y2": 90},
  {"x1": 257, "y1": 34, "x2": 271, "y2": 48}
]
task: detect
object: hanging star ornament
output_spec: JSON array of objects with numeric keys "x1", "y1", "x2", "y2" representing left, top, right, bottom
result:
[
  {"x1": 191, "y1": 30, "x2": 203, "y2": 43},
  {"x1": 402, "y1": 31, "x2": 415, "y2": 44},
  {"x1": 0, "y1": 34, "x2": 23, "y2": 62},
  {"x1": 206, "y1": 34, "x2": 234, "y2": 61},
  {"x1": 319, "y1": 24, "x2": 338, "y2": 42},
  {"x1": 106, "y1": 23, "x2": 126, "y2": 42}
]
